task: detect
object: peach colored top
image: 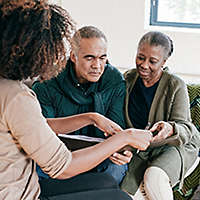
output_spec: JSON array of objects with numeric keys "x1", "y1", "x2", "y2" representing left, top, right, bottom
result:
[{"x1": 0, "y1": 79, "x2": 72, "y2": 200}]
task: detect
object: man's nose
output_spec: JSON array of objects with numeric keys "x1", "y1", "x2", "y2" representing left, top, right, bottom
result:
[{"x1": 92, "y1": 59, "x2": 101, "y2": 68}]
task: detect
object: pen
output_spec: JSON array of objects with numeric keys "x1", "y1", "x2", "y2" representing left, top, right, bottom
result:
[{"x1": 136, "y1": 122, "x2": 151, "y2": 154}]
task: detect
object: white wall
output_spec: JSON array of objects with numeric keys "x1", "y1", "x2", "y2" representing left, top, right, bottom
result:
[{"x1": 59, "y1": 0, "x2": 200, "y2": 83}]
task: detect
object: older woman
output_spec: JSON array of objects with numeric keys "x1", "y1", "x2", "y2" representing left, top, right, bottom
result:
[{"x1": 121, "y1": 31, "x2": 200, "y2": 200}]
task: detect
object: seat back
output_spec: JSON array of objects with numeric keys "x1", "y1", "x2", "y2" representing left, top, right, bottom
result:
[
  {"x1": 173, "y1": 84, "x2": 200, "y2": 200},
  {"x1": 187, "y1": 84, "x2": 200, "y2": 132}
]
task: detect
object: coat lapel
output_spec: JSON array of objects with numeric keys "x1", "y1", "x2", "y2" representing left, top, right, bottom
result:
[
  {"x1": 148, "y1": 71, "x2": 170, "y2": 124},
  {"x1": 124, "y1": 69, "x2": 170, "y2": 128}
]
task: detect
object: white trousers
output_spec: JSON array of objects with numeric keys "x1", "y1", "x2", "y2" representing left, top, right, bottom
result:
[{"x1": 129, "y1": 166, "x2": 173, "y2": 200}]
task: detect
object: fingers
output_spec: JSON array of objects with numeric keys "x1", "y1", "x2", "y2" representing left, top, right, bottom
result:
[
  {"x1": 113, "y1": 123, "x2": 123, "y2": 131},
  {"x1": 123, "y1": 150, "x2": 133, "y2": 157},
  {"x1": 149, "y1": 122, "x2": 162, "y2": 132},
  {"x1": 109, "y1": 156, "x2": 123, "y2": 165},
  {"x1": 94, "y1": 114, "x2": 122, "y2": 136},
  {"x1": 125, "y1": 128, "x2": 153, "y2": 151},
  {"x1": 152, "y1": 131, "x2": 165, "y2": 141},
  {"x1": 104, "y1": 132, "x2": 109, "y2": 137},
  {"x1": 151, "y1": 121, "x2": 173, "y2": 142},
  {"x1": 109, "y1": 151, "x2": 133, "y2": 165},
  {"x1": 149, "y1": 124, "x2": 158, "y2": 132},
  {"x1": 104, "y1": 123, "x2": 123, "y2": 137}
]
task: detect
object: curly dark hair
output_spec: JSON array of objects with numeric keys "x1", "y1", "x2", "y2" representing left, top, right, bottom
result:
[{"x1": 0, "y1": 0, "x2": 76, "y2": 81}]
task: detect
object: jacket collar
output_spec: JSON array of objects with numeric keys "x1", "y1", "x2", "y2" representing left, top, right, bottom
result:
[{"x1": 125, "y1": 68, "x2": 171, "y2": 127}]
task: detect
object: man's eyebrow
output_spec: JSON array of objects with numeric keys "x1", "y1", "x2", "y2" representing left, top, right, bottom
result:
[
  {"x1": 83, "y1": 55, "x2": 95, "y2": 58},
  {"x1": 83, "y1": 54, "x2": 107, "y2": 59},
  {"x1": 100, "y1": 54, "x2": 107, "y2": 57}
]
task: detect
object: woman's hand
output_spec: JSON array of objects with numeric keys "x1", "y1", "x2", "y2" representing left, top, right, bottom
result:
[
  {"x1": 92, "y1": 113, "x2": 122, "y2": 136},
  {"x1": 122, "y1": 128, "x2": 153, "y2": 151},
  {"x1": 109, "y1": 150, "x2": 133, "y2": 165},
  {"x1": 60, "y1": 127, "x2": 151, "y2": 179},
  {"x1": 149, "y1": 121, "x2": 173, "y2": 142}
]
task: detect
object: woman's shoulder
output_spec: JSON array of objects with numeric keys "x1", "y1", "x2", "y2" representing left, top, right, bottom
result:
[
  {"x1": 162, "y1": 69, "x2": 186, "y2": 88},
  {"x1": 0, "y1": 78, "x2": 36, "y2": 103},
  {"x1": 123, "y1": 68, "x2": 137, "y2": 81},
  {"x1": 0, "y1": 78, "x2": 26, "y2": 93}
]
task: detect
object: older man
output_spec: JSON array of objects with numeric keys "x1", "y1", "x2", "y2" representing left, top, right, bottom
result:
[{"x1": 32, "y1": 26, "x2": 130, "y2": 184}]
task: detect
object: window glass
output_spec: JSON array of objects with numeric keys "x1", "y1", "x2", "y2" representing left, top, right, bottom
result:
[
  {"x1": 150, "y1": 0, "x2": 200, "y2": 28},
  {"x1": 157, "y1": 0, "x2": 200, "y2": 24}
]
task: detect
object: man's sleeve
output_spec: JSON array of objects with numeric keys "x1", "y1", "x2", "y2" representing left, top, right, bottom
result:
[{"x1": 32, "y1": 82, "x2": 55, "y2": 118}]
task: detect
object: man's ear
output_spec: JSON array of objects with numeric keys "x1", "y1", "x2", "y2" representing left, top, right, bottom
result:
[{"x1": 70, "y1": 51, "x2": 76, "y2": 63}]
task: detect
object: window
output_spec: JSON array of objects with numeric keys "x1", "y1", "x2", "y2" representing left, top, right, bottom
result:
[{"x1": 150, "y1": 0, "x2": 200, "y2": 29}]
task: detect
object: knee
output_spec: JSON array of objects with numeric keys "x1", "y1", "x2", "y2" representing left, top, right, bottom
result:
[
  {"x1": 143, "y1": 166, "x2": 170, "y2": 190},
  {"x1": 143, "y1": 167, "x2": 173, "y2": 200}
]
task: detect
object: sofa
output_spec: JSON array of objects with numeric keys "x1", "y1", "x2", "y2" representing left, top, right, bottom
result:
[
  {"x1": 173, "y1": 84, "x2": 200, "y2": 200},
  {"x1": 25, "y1": 81, "x2": 200, "y2": 199}
]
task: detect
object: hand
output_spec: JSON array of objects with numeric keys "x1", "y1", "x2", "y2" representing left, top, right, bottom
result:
[
  {"x1": 149, "y1": 121, "x2": 173, "y2": 142},
  {"x1": 93, "y1": 113, "x2": 122, "y2": 136},
  {"x1": 122, "y1": 128, "x2": 153, "y2": 151},
  {"x1": 109, "y1": 150, "x2": 133, "y2": 165}
]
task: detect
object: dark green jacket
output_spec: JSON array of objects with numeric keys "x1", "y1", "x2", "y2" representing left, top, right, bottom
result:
[{"x1": 32, "y1": 60, "x2": 126, "y2": 138}]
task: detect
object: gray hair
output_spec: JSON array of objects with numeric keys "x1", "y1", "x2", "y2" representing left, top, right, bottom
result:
[
  {"x1": 138, "y1": 31, "x2": 173, "y2": 59},
  {"x1": 70, "y1": 26, "x2": 107, "y2": 53}
]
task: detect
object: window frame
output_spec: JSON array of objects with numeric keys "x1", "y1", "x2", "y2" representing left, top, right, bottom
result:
[{"x1": 150, "y1": 0, "x2": 200, "y2": 29}]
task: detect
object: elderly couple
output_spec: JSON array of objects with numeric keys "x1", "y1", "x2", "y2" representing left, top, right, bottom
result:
[{"x1": 0, "y1": 1, "x2": 199, "y2": 200}]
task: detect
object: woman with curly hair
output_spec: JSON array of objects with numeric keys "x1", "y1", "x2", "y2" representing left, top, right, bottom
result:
[{"x1": 0, "y1": 1, "x2": 153, "y2": 199}]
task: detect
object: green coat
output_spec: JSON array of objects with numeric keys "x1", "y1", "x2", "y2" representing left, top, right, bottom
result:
[
  {"x1": 121, "y1": 69, "x2": 200, "y2": 194},
  {"x1": 32, "y1": 60, "x2": 126, "y2": 138}
]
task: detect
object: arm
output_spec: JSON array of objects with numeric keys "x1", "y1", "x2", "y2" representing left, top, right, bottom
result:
[
  {"x1": 47, "y1": 111, "x2": 151, "y2": 177},
  {"x1": 33, "y1": 79, "x2": 132, "y2": 164},
  {"x1": 150, "y1": 77, "x2": 198, "y2": 146},
  {"x1": 47, "y1": 112, "x2": 122, "y2": 135},
  {"x1": 5, "y1": 89, "x2": 152, "y2": 179},
  {"x1": 47, "y1": 109, "x2": 134, "y2": 165},
  {"x1": 57, "y1": 128, "x2": 152, "y2": 179}
]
